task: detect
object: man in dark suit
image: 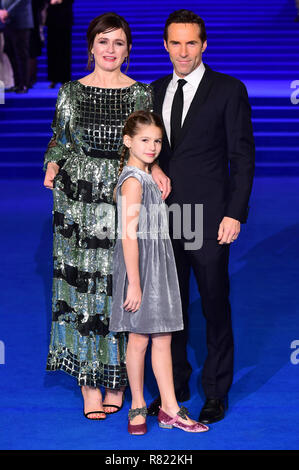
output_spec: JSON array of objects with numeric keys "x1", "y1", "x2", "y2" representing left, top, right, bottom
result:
[
  {"x1": 148, "y1": 9, "x2": 255, "y2": 423},
  {"x1": 46, "y1": 0, "x2": 74, "y2": 88},
  {"x1": 0, "y1": 0, "x2": 33, "y2": 92}
]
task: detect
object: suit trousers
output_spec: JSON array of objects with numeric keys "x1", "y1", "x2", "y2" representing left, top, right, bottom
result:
[
  {"x1": 3, "y1": 27, "x2": 30, "y2": 88},
  {"x1": 170, "y1": 234, "x2": 234, "y2": 399},
  {"x1": 47, "y1": 27, "x2": 72, "y2": 83}
]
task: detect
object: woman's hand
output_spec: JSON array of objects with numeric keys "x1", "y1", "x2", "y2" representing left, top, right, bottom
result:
[
  {"x1": 123, "y1": 282, "x2": 142, "y2": 313},
  {"x1": 44, "y1": 162, "x2": 60, "y2": 189}
]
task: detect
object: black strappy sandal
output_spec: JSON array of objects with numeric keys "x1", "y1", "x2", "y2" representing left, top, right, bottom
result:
[
  {"x1": 103, "y1": 393, "x2": 125, "y2": 415},
  {"x1": 83, "y1": 409, "x2": 107, "y2": 420}
]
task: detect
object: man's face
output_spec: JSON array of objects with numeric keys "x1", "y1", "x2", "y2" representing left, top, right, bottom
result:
[{"x1": 164, "y1": 23, "x2": 207, "y2": 77}]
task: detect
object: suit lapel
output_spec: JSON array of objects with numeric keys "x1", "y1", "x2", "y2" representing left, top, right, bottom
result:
[
  {"x1": 154, "y1": 75, "x2": 172, "y2": 153},
  {"x1": 174, "y1": 64, "x2": 214, "y2": 151}
]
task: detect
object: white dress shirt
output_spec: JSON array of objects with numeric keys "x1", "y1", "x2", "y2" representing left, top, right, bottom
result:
[{"x1": 162, "y1": 61, "x2": 206, "y2": 144}]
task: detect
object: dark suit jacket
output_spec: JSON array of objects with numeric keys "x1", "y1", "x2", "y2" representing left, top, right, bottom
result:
[
  {"x1": 0, "y1": 0, "x2": 33, "y2": 29},
  {"x1": 152, "y1": 64, "x2": 255, "y2": 240}
]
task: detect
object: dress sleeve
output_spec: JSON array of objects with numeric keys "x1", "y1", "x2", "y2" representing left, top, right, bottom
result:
[
  {"x1": 43, "y1": 82, "x2": 73, "y2": 172},
  {"x1": 117, "y1": 171, "x2": 143, "y2": 197},
  {"x1": 116, "y1": 172, "x2": 144, "y2": 238}
]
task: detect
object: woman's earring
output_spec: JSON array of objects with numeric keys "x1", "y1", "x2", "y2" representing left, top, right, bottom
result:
[{"x1": 90, "y1": 53, "x2": 94, "y2": 63}]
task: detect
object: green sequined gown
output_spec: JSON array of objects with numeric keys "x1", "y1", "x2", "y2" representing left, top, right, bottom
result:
[{"x1": 44, "y1": 80, "x2": 153, "y2": 388}]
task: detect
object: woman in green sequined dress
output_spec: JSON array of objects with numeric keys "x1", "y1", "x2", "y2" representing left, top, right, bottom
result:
[{"x1": 43, "y1": 12, "x2": 171, "y2": 419}]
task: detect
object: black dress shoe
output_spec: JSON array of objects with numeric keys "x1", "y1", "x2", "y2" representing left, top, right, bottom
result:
[
  {"x1": 5, "y1": 86, "x2": 18, "y2": 92},
  {"x1": 147, "y1": 396, "x2": 161, "y2": 416},
  {"x1": 15, "y1": 86, "x2": 28, "y2": 94},
  {"x1": 199, "y1": 397, "x2": 228, "y2": 424}
]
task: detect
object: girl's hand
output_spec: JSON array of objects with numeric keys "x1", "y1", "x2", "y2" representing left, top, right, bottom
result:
[
  {"x1": 44, "y1": 162, "x2": 60, "y2": 189},
  {"x1": 123, "y1": 283, "x2": 142, "y2": 313}
]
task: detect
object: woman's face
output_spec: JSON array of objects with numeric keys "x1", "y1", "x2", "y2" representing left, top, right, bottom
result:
[{"x1": 91, "y1": 28, "x2": 129, "y2": 72}]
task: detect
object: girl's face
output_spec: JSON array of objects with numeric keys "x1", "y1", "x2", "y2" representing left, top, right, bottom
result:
[
  {"x1": 124, "y1": 125, "x2": 163, "y2": 166},
  {"x1": 91, "y1": 28, "x2": 129, "y2": 73}
]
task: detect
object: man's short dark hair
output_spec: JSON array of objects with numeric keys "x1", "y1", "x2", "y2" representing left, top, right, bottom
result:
[{"x1": 164, "y1": 9, "x2": 207, "y2": 44}]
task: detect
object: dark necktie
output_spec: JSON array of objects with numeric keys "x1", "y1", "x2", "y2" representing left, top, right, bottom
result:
[{"x1": 170, "y1": 79, "x2": 187, "y2": 149}]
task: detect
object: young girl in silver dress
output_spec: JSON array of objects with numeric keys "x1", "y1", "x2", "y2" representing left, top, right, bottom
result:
[{"x1": 110, "y1": 111, "x2": 209, "y2": 435}]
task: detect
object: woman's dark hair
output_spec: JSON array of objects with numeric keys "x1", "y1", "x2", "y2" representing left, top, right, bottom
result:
[
  {"x1": 86, "y1": 12, "x2": 132, "y2": 72},
  {"x1": 118, "y1": 111, "x2": 164, "y2": 177},
  {"x1": 163, "y1": 9, "x2": 207, "y2": 44}
]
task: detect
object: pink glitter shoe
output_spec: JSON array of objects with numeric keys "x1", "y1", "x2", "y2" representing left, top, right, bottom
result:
[{"x1": 158, "y1": 406, "x2": 209, "y2": 433}]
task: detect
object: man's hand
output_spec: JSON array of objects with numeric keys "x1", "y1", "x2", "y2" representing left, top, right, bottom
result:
[
  {"x1": 43, "y1": 162, "x2": 60, "y2": 189},
  {"x1": 217, "y1": 216, "x2": 240, "y2": 244},
  {"x1": 151, "y1": 164, "x2": 171, "y2": 200},
  {"x1": 0, "y1": 9, "x2": 9, "y2": 23}
]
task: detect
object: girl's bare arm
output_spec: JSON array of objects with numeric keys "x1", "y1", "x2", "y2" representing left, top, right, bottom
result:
[{"x1": 121, "y1": 177, "x2": 143, "y2": 312}]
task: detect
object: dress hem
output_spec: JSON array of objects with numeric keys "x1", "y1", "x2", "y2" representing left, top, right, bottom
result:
[
  {"x1": 109, "y1": 326, "x2": 184, "y2": 335},
  {"x1": 46, "y1": 350, "x2": 128, "y2": 389}
]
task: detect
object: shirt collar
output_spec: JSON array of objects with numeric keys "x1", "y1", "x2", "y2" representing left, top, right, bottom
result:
[{"x1": 172, "y1": 61, "x2": 206, "y2": 89}]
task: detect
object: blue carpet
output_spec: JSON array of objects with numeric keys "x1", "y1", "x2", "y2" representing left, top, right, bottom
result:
[{"x1": 0, "y1": 177, "x2": 298, "y2": 450}]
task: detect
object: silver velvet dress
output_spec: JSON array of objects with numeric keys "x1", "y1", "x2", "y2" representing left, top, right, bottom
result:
[{"x1": 110, "y1": 165, "x2": 184, "y2": 334}]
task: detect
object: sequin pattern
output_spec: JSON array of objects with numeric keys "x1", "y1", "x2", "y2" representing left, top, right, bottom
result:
[{"x1": 44, "y1": 80, "x2": 153, "y2": 388}]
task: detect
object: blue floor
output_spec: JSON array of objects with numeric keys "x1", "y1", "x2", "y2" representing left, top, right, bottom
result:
[{"x1": 0, "y1": 176, "x2": 298, "y2": 450}]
